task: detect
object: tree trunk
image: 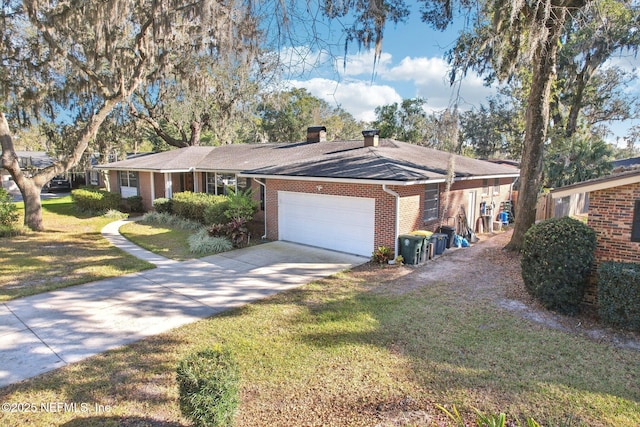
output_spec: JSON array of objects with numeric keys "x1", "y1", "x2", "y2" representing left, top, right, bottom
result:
[
  {"x1": 505, "y1": 6, "x2": 569, "y2": 252},
  {"x1": 20, "y1": 180, "x2": 44, "y2": 231}
]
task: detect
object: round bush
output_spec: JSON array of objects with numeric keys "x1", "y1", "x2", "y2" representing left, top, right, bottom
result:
[
  {"x1": 521, "y1": 216, "x2": 596, "y2": 315},
  {"x1": 176, "y1": 346, "x2": 239, "y2": 427}
]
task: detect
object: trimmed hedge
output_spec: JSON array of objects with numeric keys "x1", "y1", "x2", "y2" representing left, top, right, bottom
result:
[
  {"x1": 71, "y1": 187, "x2": 121, "y2": 212},
  {"x1": 521, "y1": 216, "x2": 597, "y2": 315},
  {"x1": 153, "y1": 197, "x2": 173, "y2": 214},
  {"x1": 121, "y1": 195, "x2": 145, "y2": 213},
  {"x1": 172, "y1": 192, "x2": 224, "y2": 224},
  {"x1": 598, "y1": 262, "x2": 640, "y2": 331},
  {"x1": 176, "y1": 346, "x2": 239, "y2": 427}
]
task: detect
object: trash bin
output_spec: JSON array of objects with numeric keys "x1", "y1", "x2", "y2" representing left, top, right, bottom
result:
[
  {"x1": 398, "y1": 234, "x2": 424, "y2": 265},
  {"x1": 410, "y1": 230, "x2": 433, "y2": 262},
  {"x1": 499, "y1": 211, "x2": 509, "y2": 225},
  {"x1": 438, "y1": 225, "x2": 456, "y2": 249},
  {"x1": 430, "y1": 233, "x2": 448, "y2": 255}
]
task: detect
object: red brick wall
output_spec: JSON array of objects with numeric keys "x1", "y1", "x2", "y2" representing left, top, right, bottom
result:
[
  {"x1": 264, "y1": 179, "x2": 400, "y2": 250},
  {"x1": 138, "y1": 172, "x2": 153, "y2": 211},
  {"x1": 263, "y1": 178, "x2": 515, "y2": 254},
  {"x1": 425, "y1": 177, "x2": 514, "y2": 233},
  {"x1": 588, "y1": 182, "x2": 640, "y2": 265}
]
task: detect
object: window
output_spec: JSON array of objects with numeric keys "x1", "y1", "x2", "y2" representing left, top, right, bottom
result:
[
  {"x1": 424, "y1": 183, "x2": 439, "y2": 221},
  {"x1": 205, "y1": 172, "x2": 240, "y2": 195},
  {"x1": 632, "y1": 200, "x2": 640, "y2": 243},
  {"x1": 119, "y1": 171, "x2": 138, "y2": 188},
  {"x1": 119, "y1": 171, "x2": 138, "y2": 197}
]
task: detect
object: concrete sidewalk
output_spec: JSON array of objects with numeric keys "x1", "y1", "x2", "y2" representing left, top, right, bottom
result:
[{"x1": 0, "y1": 220, "x2": 367, "y2": 388}]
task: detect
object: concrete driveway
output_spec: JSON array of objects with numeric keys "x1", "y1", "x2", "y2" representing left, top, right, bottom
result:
[{"x1": 0, "y1": 221, "x2": 367, "y2": 388}]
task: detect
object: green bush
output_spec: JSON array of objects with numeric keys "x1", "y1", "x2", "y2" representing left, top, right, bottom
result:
[
  {"x1": 521, "y1": 216, "x2": 596, "y2": 315},
  {"x1": 172, "y1": 192, "x2": 221, "y2": 224},
  {"x1": 0, "y1": 188, "x2": 18, "y2": 227},
  {"x1": 153, "y1": 197, "x2": 173, "y2": 214},
  {"x1": 225, "y1": 189, "x2": 258, "y2": 222},
  {"x1": 598, "y1": 262, "x2": 640, "y2": 331},
  {"x1": 188, "y1": 229, "x2": 233, "y2": 254},
  {"x1": 176, "y1": 346, "x2": 239, "y2": 427},
  {"x1": 371, "y1": 246, "x2": 394, "y2": 264},
  {"x1": 122, "y1": 195, "x2": 145, "y2": 213},
  {"x1": 71, "y1": 187, "x2": 121, "y2": 212},
  {"x1": 204, "y1": 199, "x2": 230, "y2": 225},
  {"x1": 141, "y1": 212, "x2": 203, "y2": 231}
]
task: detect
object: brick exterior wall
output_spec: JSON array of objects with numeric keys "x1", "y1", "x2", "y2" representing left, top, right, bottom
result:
[
  {"x1": 263, "y1": 177, "x2": 515, "y2": 255},
  {"x1": 583, "y1": 182, "x2": 640, "y2": 306},
  {"x1": 588, "y1": 182, "x2": 640, "y2": 265}
]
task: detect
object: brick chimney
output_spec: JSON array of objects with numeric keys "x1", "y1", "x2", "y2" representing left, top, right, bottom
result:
[
  {"x1": 362, "y1": 129, "x2": 380, "y2": 147},
  {"x1": 306, "y1": 126, "x2": 327, "y2": 143}
]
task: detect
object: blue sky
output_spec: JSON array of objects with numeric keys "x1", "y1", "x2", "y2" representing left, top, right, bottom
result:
[{"x1": 275, "y1": 4, "x2": 639, "y2": 145}]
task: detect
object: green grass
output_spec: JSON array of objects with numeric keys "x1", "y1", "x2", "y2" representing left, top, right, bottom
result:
[
  {"x1": 0, "y1": 267, "x2": 637, "y2": 426},
  {"x1": 0, "y1": 196, "x2": 154, "y2": 301},
  {"x1": 120, "y1": 221, "x2": 196, "y2": 261}
]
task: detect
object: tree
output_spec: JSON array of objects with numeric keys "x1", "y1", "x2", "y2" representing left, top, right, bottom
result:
[
  {"x1": 544, "y1": 127, "x2": 614, "y2": 188},
  {"x1": 1, "y1": 0, "x2": 262, "y2": 230},
  {"x1": 258, "y1": 88, "x2": 362, "y2": 142},
  {"x1": 554, "y1": 0, "x2": 640, "y2": 137},
  {"x1": 459, "y1": 88, "x2": 525, "y2": 159},
  {"x1": 129, "y1": 34, "x2": 270, "y2": 147},
  {"x1": 442, "y1": 0, "x2": 590, "y2": 251},
  {"x1": 318, "y1": 0, "x2": 593, "y2": 250}
]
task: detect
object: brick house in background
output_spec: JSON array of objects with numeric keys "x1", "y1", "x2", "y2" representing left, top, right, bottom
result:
[
  {"x1": 95, "y1": 128, "x2": 519, "y2": 257},
  {"x1": 551, "y1": 169, "x2": 640, "y2": 304}
]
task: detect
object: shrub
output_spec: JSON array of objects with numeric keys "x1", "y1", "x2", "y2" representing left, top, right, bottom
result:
[
  {"x1": 176, "y1": 346, "x2": 239, "y2": 427},
  {"x1": 153, "y1": 197, "x2": 173, "y2": 214},
  {"x1": 0, "y1": 188, "x2": 18, "y2": 227},
  {"x1": 173, "y1": 192, "x2": 221, "y2": 223},
  {"x1": 204, "y1": 199, "x2": 230, "y2": 225},
  {"x1": 188, "y1": 229, "x2": 233, "y2": 255},
  {"x1": 371, "y1": 246, "x2": 394, "y2": 264},
  {"x1": 521, "y1": 216, "x2": 597, "y2": 315},
  {"x1": 207, "y1": 217, "x2": 250, "y2": 248},
  {"x1": 225, "y1": 189, "x2": 258, "y2": 222},
  {"x1": 71, "y1": 187, "x2": 121, "y2": 212},
  {"x1": 598, "y1": 262, "x2": 640, "y2": 331},
  {"x1": 141, "y1": 212, "x2": 203, "y2": 231},
  {"x1": 122, "y1": 195, "x2": 145, "y2": 213}
]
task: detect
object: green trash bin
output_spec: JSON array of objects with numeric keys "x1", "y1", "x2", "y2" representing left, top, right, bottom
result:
[{"x1": 398, "y1": 234, "x2": 424, "y2": 265}]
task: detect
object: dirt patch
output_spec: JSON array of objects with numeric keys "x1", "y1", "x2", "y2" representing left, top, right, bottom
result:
[{"x1": 356, "y1": 229, "x2": 640, "y2": 352}]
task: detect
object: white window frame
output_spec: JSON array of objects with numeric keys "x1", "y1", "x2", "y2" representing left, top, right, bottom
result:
[{"x1": 424, "y1": 183, "x2": 439, "y2": 221}]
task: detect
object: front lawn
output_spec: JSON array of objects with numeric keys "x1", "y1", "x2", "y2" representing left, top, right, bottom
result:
[
  {"x1": 119, "y1": 221, "x2": 196, "y2": 261},
  {"x1": 0, "y1": 239, "x2": 638, "y2": 426},
  {"x1": 0, "y1": 196, "x2": 153, "y2": 301}
]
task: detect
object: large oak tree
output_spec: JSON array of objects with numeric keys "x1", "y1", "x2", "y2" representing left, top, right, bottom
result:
[{"x1": 1, "y1": 0, "x2": 262, "y2": 230}]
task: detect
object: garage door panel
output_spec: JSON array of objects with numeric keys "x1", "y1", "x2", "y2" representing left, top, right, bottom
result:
[{"x1": 278, "y1": 191, "x2": 375, "y2": 256}]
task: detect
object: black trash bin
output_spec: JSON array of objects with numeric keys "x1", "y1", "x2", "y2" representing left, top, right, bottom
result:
[
  {"x1": 438, "y1": 225, "x2": 456, "y2": 249},
  {"x1": 430, "y1": 233, "x2": 448, "y2": 255},
  {"x1": 398, "y1": 234, "x2": 424, "y2": 265}
]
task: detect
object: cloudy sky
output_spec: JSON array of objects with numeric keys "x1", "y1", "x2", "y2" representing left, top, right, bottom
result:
[{"x1": 276, "y1": 7, "x2": 639, "y2": 143}]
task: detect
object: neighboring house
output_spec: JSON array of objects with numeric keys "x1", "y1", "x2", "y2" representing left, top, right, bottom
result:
[
  {"x1": 2, "y1": 151, "x2": 54, "y2": 194},
  {"x1": 95, "y1": 128, "x2": 520, "y2": 257},
  {"x1": 551, "y1": 170, "x2": 640, "y2": 304}
]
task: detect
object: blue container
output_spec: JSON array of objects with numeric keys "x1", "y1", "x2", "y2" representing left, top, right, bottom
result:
[{"x1": 499, "y1": 211, "x2": 509, "y2": 224}]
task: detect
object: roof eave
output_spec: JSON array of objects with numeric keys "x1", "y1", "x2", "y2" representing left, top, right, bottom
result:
[
  {"x1": 237, "y1": 173, "x2": 446, "y2": 186},
  {"x1": 551, "y1": 172, "x2": 640, "y2": 198}
]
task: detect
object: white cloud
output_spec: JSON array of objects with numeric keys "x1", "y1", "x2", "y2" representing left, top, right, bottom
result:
[{"x1": 289, "y1": 78, "x2": 402, "y2": 122}]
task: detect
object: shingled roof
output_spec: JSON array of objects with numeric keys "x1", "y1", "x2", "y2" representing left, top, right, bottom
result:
[{"x1": 95, "y1": 138, "x2": 519, "y2": 183}]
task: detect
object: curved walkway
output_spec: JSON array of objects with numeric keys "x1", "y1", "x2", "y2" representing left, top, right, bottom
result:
[{"x1": 0, "y1": 221, "x2": 367, "y2": 388}]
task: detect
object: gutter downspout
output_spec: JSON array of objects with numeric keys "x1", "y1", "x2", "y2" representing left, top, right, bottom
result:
[
  {"x1": 253, "y1": 178, "x2": 267, "y2": 240},
  {"x1": 382, "y1": 184, "x2": 400, "y2": 258}
]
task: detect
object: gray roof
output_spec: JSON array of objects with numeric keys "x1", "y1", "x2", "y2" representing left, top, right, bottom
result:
[
  {"x1": 95, "y1": 139, "x2": 520, "y2": 183},
  {"x1": 551, "y1": 168, "x2": 640, "y2": 198}
]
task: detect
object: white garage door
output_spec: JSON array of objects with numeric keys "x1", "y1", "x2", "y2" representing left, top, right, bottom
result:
[{"x1": 278, "y1": 191, "x2": 375, "y2": 257}]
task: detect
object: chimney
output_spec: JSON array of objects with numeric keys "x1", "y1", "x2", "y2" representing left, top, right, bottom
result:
[
  {"x1": 306, "y1": 126, "x2": 327, "y2": 143},
  {"x1": 362, "y1": 129, "x2": 380, "y2": 147}
]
